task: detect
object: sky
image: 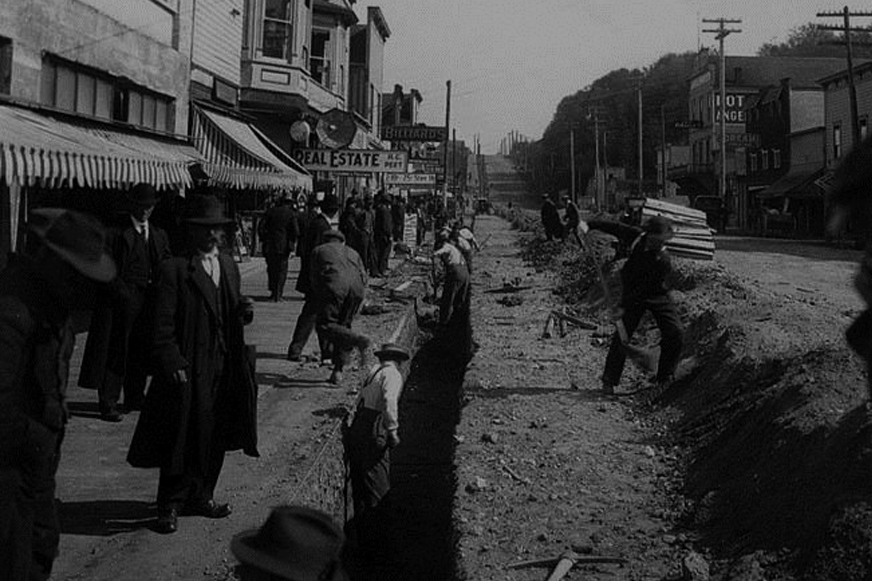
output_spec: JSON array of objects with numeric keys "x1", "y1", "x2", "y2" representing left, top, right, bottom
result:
[{"x1": 354, "y1": 0, "x2": 856, "y2": 154}]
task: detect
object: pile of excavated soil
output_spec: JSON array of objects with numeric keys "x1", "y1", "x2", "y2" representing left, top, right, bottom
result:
[{"x1": 458, "y1": 211, "x2": 871, "y2": 581}]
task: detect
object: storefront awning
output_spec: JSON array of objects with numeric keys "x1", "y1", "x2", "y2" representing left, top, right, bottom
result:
[
  {"x1": 192, "y1": 106, "x2": 311, "y2": 192},
  {"x1": 0, "y1": 104, "x2": 199, "y2": 190},
  {"x1": 758, "y1": 166, "x2": 825, "y2": 199}
]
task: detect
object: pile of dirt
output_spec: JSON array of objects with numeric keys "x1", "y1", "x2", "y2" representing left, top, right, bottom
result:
[{"x1": 498, "y1": 209, "x2": 872, "y2": 579}]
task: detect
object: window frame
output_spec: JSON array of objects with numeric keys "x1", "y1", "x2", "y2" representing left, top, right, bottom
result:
[{"x1": 262, "y1": 0, "x2": 294, "y2": 62}]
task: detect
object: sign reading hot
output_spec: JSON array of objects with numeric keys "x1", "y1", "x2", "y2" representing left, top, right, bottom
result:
[{"x1": 714, "y1": 93, "x2": 748, "y2": 125}]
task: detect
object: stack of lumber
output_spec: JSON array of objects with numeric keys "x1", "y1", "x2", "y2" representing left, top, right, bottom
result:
[{"x1": 642, "y1": 198, "x2": 715, "y2": 260}]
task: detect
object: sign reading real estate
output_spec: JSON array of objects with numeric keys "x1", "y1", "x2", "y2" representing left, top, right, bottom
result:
[
  {"x1": 381, "y1": 125, "x2": 447, "y2": 142},
  {"x1": 384, "y1": 173, "x2": 437, "y2": 186},
  {"x1": 291, "y1": 149, "x2": 408, "y2": 173}
]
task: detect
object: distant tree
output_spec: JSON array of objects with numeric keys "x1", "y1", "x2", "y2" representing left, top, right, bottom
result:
[{"x1": 758, "y1": 22, "x2": 872, "y2": 58}]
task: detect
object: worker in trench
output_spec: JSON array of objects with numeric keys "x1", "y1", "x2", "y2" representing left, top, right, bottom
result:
[
  {"x1": 579, "y1": 215, "x2": 684, "y2": 395},
  {"x1": 827, "y1": 135, "x2": 872, "y2": 401}
]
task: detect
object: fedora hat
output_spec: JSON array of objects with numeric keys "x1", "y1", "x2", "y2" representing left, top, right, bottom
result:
[
  {"x1": 183, "y1": 195, "x2": 233, "y2": 226},
  {"x1": 231, "y1": 505, "x2": 345, "y2": 581},
  {"x1": 643, "y1": 215, "x2": 674, "y2": 238},
  {"x1": 373, "y1": 342, "x2": 410, "y2": 361},
  {"x1": 126, "y1": 183, "x2": 159, "y2": 208},
  {"x1": 320, "y1": 193, "x2": 340, "y2": 214},
  {"x1": 28, "y1": 208, "x2": 116, "y2": 283}
]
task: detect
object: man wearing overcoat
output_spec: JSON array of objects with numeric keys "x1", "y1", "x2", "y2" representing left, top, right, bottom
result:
[
  {"x1": 260, "y1": 196, "x2": 299, "y2": 302},
  {"x1": 127, "y1": 194, "x2": 258, "y2": 534}
]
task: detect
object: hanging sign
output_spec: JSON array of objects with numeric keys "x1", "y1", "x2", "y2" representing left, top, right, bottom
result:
[
  {"x1": 382, "y1": 125, "x2": 447, "y2": 142},
  {"x1": 290, "y1": 149, "x2": 408, "y2": 173},
  {"x1": 384, "y1": 173, "x2": 437, "y2": 186}
]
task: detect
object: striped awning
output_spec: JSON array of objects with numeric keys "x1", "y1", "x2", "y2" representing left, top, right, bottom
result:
[
  {"x1": 191, "y1": 106, "x2": 312, "y2": 192},
  {"x1": 0, "y1": 104, "x2": 199, "y2": 190}
]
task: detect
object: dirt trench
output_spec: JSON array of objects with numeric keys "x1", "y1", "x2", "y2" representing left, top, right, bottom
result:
[{"x1": 492, "y1": 207, "x2": 872, "y2": 580}]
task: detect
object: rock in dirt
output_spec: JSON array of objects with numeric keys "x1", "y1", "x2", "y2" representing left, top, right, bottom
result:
[
  {"x1": 723, "y1": 553, "x2": 765, "y2": 581},
  {"x1": 682, "y1": 551, "x2": 710, "y2": 581},
  {"x1": 482, "y1": 432, "x2": 499, "y2": 444},
  {"x1": 466, "y1": 477, "x2": 489, "y2": 494}
]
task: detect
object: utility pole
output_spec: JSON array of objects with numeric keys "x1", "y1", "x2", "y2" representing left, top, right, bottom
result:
[
  {"x1": 660, "y1": 103, "x2": 667, "y2": 198},
  {"x1": 702, "y1": 17, "x2": 742, "y2": 205},
  {"x1": 590, "y1": 107, "x2": 601, "y2": 210},
  {"x1": 442, "y1": 80, "x2": 451, "y2": 206},
  {"x1": 570, "y1": 124, "x2": 577, "y2": 205},
  {"x1": 637, "y1": 78, "x2": 644, "y2": 197},
  {"x1": 817, "y1": 6, "x2": 872, "y2": 147}
]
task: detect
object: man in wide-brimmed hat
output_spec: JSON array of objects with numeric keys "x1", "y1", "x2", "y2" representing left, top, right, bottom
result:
[
  {"x1": 231, "y1": 504, "x2": 348, "y2": 580},
  {"x1": 260, "y1": 194, "x2": 299, "y2": 302},
  {"x1": 79, "y1": 182, "x2": 172, "y2": 421},
  {"x1": 0, "y1": 208, "x2": 116, "y2": 581},
  {"x1": 342, "y1": 342, "x2": 409, "y2": 553},
  {"x1": 127, "y1": 194, "x2": 259, "y2": 535},
  {"x1": 580, "y1": 214, "x2": 684, "y2": 395}
]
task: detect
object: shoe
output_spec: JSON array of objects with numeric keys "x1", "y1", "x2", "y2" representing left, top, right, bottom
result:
[
  {"x1": 328, "y1": 370, "x2": 343, "y2": 385},
  {"x1": 122, "y1": 398, "x2": 144, "y2": 413},
  {"x1": 601, "y1": 382, "x2": 616, "y2": 396},
  {"x1": 182, "y1": 499, "x2": 232, "y2": 519},
  {"x1": 287, "y1": 351, "x2": 303, "y2": 362},
  {"x1": 155, "y1": 507, "x2": 178, "y2": 534},
  {"x1": 99, "y1": 405, "x2": 123, "y2": 422}
]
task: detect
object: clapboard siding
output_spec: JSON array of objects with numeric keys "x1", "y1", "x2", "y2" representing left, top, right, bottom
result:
[{"x1": 192, "y1": 0, "x2": 243, "y2": 85}]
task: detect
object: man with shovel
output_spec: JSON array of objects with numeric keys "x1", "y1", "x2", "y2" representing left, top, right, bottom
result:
[{"x1": 579, "y1": 215, "x2": 683, "y2": 395}]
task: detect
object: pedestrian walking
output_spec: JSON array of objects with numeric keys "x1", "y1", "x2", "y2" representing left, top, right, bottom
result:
[
  {"x1": 310, "y1": 230, "x2": 371, "y2": 385},
  {"x1": 339, "y1": 197, "x2": 365, "y2": 259},
  {"x1": 127, "y1": 194, "x2": 258, "y2": 535},
  {"x1": 357, "y1": 195, "x2": 377, "y2": 277},
  {"x1": 79, "y1": 183, "x2": 171, "y2": 421},
  {"x1": 579, "y1": 215, "x2": 683, "y2": 394},
  {"x1": 373, "y1": 192, "x2": 393, "y2": 277},
  {"x1": 563, "y1": 196, "x2": 583, "y2": 246},
  {"x1": 0, "y1": 209, "x2": 116, "y2": 581},
  {"x1": 260, "y1": 195, "x2": 299, "y2": 302},
  {"x1": 342, "y1": 343, "x2": 408, "y2": 554},
  {"x1": 541, "y1": 194, "x2": 563, "y2": 241},
  {"x1": 391, "y1": 194, "x2": 405, "y2": 242},
  {"x1": 287, "y1": 194, "x2": 339, "y2": 363},
  {"x1": 231, "y1": 505, "x2": 349, "y2": 581}
]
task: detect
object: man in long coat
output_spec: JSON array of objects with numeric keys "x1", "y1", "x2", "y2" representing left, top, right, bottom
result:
[
  {"x1": 79, "y1": 183, "x2": 171, "y2": 421},
  {"x1": 310, "y1": 230, "x2": 370, "y2": 385},
  {"x1": 127, "y1": 195, "x2": 258, "y2": 535},
  {"x1": 260, "y1": 196, "x2": 299, "y2": 302},
  {"x1": 0, "y1": 209, "x2": 116, "y2": 581},
  {"x1": 373, "y1": 192, "x2": 393, "y2": 277}
]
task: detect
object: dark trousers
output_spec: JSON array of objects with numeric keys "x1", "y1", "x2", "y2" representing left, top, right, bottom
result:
[
  {"x1": 264, "y1": 253, "x2": 290, "y2": 299},
  {"x1": 375, "y1": 235, "x2": 391, "y2": 276},
  {"x1": 101, "y1": 286, "x2": 149, "y2": 409},
  {"x1": 602, "y1": 296, "x2": 683, "y2": 386},
  {"x1": 317, "y1": 292, "x2": 368, "y2": 372},
  {"x1": 288, "y1": 296, "x2": 330, "y2": 360},
  {"x1": 0, "y1": 429, "x2": 63, "y2": 581}
]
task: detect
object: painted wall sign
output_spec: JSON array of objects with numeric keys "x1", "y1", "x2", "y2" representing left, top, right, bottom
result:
[
  {"x1": 290, "y1": 149, "x2": 408, "y2": 173},
  {"x1": 384, "y1": 173, "x2": 437, "y2": 185}
]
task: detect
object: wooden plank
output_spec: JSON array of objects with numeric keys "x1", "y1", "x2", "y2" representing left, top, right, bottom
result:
[{"x1": 644, "y1": 198, "x2": 708, "y2": 221}]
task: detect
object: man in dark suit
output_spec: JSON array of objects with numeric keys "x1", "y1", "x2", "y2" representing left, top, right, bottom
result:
[
  {"x1": 373, "y1": 192, "x2": 393, "y2": 277},
  {"x1": 127, "y1": 195, "x2": 258, "y2": 535},
  {"x1": 261, "y1": 196, "x2": 299, "y2": 302},
  {"x1": 287, "y1": 194, "x2": 339, "y2": 362},
  {"x1": 79, "y1": 183, "x2": 171, "y2": 421}
]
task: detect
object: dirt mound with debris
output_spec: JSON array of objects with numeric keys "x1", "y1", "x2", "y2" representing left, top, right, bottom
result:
[{"x1": 461, "y1": 211, "x2": 871, "y2": 580}]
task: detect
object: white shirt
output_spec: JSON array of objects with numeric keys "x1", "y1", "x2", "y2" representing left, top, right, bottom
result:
[
  {"x1": 356, "y1": 361, "x2": 403, "y2": 431},
  {"x1": 433, "y1": 242, "x2": 464, "y2": 267},
  {"x1": 199, "y1": 248, "x2": 221, "y2": 287},
  {"x1": 131, "y1": 216, "x2": 149, "y2": 241}
]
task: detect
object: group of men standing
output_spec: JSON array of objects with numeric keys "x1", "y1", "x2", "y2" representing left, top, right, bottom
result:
[{"x1": 1, "y1": 188, "x2": 259, "y2": 579}]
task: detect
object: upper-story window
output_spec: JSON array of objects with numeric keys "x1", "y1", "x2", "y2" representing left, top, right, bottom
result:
[
  {"x1": 0, "y1": 36, "x2": 11, "y2": 95},
  {"x1": 749, "y1": 152, "x2": 758, "y2": 173},
  {"x1": 40, "y1": 55, "x2": 172, "y2": 132},
  {"x1": 773, "y1": 148, "x2": 781, "y2": 169},
  {"x1": 263, "y1": 0, "x2": 293, "y2": 61},
  {"x1": 761, "y1": 149, "x2": 769, "y2": 170},
  {"x1": 834, "y1": 123, "x2": 842, "y2": 160},
  {"x1": 861, "y1": 117, "x2": 868, "y2": 142},
  {"x1": 310, "y1": 28, "x2": 332, "y2": 88}
]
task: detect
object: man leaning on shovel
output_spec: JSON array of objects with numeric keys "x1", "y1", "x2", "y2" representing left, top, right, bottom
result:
[{"x1": 579, "y1": 215, "x2": 683, "y2": 395}]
